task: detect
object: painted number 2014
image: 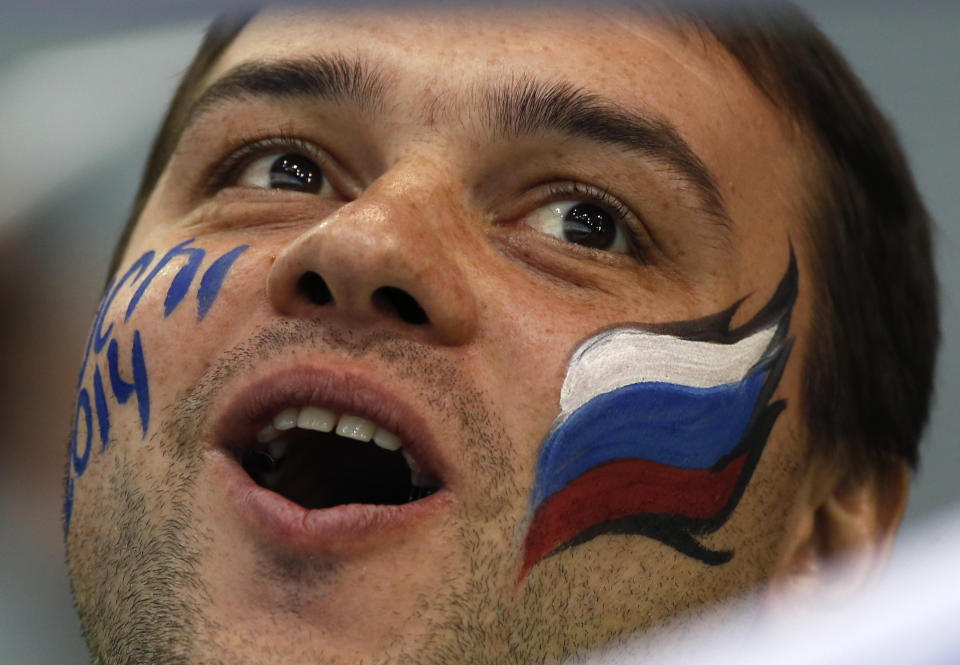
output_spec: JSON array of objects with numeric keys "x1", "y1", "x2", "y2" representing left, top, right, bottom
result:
[{"x1": 65, "y1": 239, "x2": 248, "y2": 531}]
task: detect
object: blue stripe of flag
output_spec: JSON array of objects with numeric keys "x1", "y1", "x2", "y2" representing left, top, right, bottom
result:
[{"x1": 531, "y1": 368, "x2": 768, "y2": 509}]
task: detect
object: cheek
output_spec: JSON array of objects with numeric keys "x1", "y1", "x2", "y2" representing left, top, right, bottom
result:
[
  {"x1": 518, "y1": 255, "x2": 798, "y2": 581},
  {"x1": 65, "y1": 238, "x2": 251, "y2": 533}
]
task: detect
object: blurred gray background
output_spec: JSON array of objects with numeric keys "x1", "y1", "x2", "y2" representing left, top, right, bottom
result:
[{"x1": 1, "y1": 3, "x2": 957, "y2": 663}]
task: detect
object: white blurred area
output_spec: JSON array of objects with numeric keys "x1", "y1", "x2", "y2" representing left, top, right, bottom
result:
[
  {"x1": 0, "y1": 24, "x2": 206, "y2": 223},
  {"x1": 588, "y1": 506, "x2": 960, "y2": 665},
  {"x1": 0, "y1": 5, "x2": 957, "y2": 664}
]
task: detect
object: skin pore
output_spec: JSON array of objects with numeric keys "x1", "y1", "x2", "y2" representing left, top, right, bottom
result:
[{"x1": 65, "y1": 6, "x2": 907, "y2": 665}]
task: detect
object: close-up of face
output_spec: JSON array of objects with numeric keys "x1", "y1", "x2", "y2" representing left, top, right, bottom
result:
[{"x1": 62, "y1": 5, "x2": 918, "y2": 664}]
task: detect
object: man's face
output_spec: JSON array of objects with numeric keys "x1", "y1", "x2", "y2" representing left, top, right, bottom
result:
[{"x1": 66, "y1": 7, "x2": 819, "y2": 664}]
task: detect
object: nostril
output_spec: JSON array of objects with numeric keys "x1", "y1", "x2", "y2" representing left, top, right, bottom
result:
[
  {"x1": 298, "y1": 271, "x2": 333, "y2": 306},
  {"x1": 372, "y1": 286, "x2": 429, "y2": 325}
]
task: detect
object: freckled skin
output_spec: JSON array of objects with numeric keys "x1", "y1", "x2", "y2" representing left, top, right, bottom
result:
[{"x1": 66, "y1": 6, "x2": 831, "y2": 665}]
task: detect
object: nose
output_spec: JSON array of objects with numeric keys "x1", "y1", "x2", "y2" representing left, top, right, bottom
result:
[{"x1": 266, "y1": 198, "x2": 478, "y2": 346}]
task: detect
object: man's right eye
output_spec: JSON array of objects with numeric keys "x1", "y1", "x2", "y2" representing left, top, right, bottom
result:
[{"x1": 234, "y1": 152, "x2": 334, "y2": 196}]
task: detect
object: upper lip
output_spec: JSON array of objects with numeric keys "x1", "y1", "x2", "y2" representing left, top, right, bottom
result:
[{"x1": 209, "y1": 358, "x2": 450, "y2": 487}]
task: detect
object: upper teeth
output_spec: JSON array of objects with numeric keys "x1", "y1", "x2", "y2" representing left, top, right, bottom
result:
[{"x1": 257, "y1": 406, "x2": 404, "y2": 452}]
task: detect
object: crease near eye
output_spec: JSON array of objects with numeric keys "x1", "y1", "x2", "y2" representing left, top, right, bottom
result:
[{"x1": 524, "y1": 200, "x2": 631, "y2": 255}]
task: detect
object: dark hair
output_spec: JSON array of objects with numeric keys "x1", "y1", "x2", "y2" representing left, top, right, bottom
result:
[
  {"x1": 112, "y1": 5, "x2": 938, "y2": 476},
  {"x1": 686, "y1": 6, "x2": 939, "y2": 474}
]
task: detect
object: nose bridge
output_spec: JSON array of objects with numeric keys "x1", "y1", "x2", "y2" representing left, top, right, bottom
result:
[{"x1": 266, "y1": 183, "x2": 478, "y2": 346}]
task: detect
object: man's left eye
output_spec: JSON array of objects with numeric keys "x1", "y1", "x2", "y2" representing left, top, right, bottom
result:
[
  {"x1": 235, "y1": 152, "x2": 335, "y2": 196},
  {"x1": 524, "y1": 200, "x2": 630, "y2": 254}
]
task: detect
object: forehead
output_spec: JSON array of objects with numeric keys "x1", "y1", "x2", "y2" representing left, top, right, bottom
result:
[
  {"x1": 224, "y1": 7, "x2": 727, "y2": 88},
  {"x1": 213, "y1": 7, "x2": 763, "y2": 136}
]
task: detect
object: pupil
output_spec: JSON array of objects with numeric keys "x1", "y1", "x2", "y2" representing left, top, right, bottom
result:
[
  {"x1": 269, "y1": 153, "x2": 320, "y2": 191},
  {"x1": 562, "y1": 203, "x2": 615, "y2": 249}
]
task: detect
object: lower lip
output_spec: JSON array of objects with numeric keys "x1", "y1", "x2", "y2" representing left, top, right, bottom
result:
[{"x1": 214, "y1": 451, "x2": 449, "y2": 553}]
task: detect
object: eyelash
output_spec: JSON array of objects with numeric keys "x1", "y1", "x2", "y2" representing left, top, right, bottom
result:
[
  {"x1": 205, "y1": 133, "x2": 328, "y2": 194},
  {"x1": 541, "y1": 181, "x2": 649, "y2": 261}
]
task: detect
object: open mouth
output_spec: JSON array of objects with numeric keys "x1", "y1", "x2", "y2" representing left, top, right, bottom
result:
[{"x1": 233, "y1": 405, "x2": 442, "y2": 510}]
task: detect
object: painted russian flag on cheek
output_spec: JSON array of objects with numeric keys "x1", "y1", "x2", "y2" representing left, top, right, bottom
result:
[{"x1": 521, "y1": 259, "x2": 796, "y2": 579}]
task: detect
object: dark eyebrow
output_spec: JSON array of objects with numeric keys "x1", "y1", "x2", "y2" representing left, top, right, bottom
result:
[
  {"x1": 185, "y1": 57, "x2": 728, "y2": 227},
  {"x1": 482, "y1": 77, "x2": 731, "y2": 227},
  {"x1": 185, "y1": 54, "x2": 387, "y2": 128}
]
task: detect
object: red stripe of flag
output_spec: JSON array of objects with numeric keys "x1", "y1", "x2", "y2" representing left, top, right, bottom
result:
[{"x1": 522, "y1": 454, "x2": 747, "y2": 577}]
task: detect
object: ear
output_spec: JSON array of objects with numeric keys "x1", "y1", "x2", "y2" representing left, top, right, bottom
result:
[{"x1": 766, "y1": 458, "x2": 910, "y2": 606}]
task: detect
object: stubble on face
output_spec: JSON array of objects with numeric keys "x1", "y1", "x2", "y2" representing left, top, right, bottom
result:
[
  {"x1": 69, "y1": 317, "x2": 779, "y2": 665},
  {"x1": 66, "y1": 422, "x2": 210, "y2": 665},
  {"x1": 68, "y1": 321, "x2": 584, "y2": 664}
]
